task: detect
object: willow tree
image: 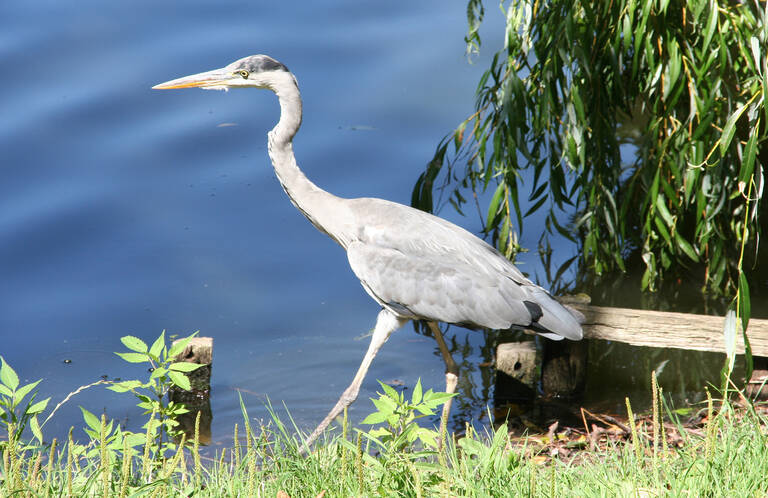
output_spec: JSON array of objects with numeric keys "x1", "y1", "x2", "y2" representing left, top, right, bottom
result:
[{"x1": 414, "y1": 1, "x2": 766, "y2": 320}]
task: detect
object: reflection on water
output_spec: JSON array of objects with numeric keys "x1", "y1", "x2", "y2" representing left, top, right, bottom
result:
[{"x1": 411, "y1": 319, "x2": 734, "y2": 436}]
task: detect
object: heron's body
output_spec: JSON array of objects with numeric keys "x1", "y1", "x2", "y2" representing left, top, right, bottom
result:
[{"x1": 154, "y1": 55, "x2": 582, "y2": 450}]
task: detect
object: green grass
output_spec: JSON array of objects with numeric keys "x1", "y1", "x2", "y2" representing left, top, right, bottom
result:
[{"x1": 2, "y1": 394, "x2": 768, "y2": 497}]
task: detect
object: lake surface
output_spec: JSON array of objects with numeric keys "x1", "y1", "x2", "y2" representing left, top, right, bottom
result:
[{"x1": 1, "y1": 1, "x2": 726, "y2": 447}]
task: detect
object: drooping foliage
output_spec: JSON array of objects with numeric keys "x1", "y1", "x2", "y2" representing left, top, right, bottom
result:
[{"x1": 412, "y1": 0, "x2": 766, "y2": 310}]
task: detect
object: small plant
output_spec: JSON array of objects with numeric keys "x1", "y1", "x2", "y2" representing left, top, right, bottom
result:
[
  {"x1": 107, "y1": 331, "x2": 202, "y2": 457},
  {"x1": 360, "y1": 379, "x2": 454, "y2": 453},
  {"x1": 0, "y1": 356, "x2": 49, "y2": 444},
  {"x1": 76, "y1": 407, "x2": 144, "y2": 461}
]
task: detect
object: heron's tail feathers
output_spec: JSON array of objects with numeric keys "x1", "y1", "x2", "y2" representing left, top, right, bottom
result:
[{"x1": 527, "y1": 289, "x2": 584, "y2": 341}]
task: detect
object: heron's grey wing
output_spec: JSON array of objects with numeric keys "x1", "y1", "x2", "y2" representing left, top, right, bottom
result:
[
  {"x1": 342, "y1": 198, "x2": 582, "y2": 340},
  {"x1": 347, "y1": 241, "x2": 537, "y2": 330}
]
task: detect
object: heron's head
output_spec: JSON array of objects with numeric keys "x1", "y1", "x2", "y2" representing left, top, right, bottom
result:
[{"x1": 153, "y1": 55, "x2": 295, "y2": 92}]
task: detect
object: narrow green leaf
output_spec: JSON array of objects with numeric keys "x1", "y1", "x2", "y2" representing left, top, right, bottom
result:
[
  {"x1": 120, "y1": 335, "x2": 148, "y2": 353},
  {"x1": 739, "y1": 123, "x2": 759, "y2": 184},
  {"x1": 750, "y1": 37, "x2": 762, "y2": 75},
  {"x1": 654, "y1": 217, "x2": 672, "y2": 246},
  {"x1": 720, "y1": 101, "x2": 749, "y2": 155},
  {"x1": 571, "y1": 85, "x2": 585, "y2": 122},
  {"x1": 486, "y1": 182, "x2": 505, "y2": 231},
  {"x1": 702, "y1": 4, "x2": 718, "y2": 50},
  {"x1": 674, "y1": 232, "x2": 699, "y2": 261},
  {"x1": 739, "y1": 273, "x2": 751, "y2": 333},
  {"x1": 655, "y1": 194, "x2": 674, "y2": 227},
  {"x1": 524, "y1": 191, "x2": 548, "y2": 217}
]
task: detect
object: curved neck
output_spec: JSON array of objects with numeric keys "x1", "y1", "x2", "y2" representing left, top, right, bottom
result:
[{"x1": 266, "y1": 73, "x2": 348, "y2": 246}]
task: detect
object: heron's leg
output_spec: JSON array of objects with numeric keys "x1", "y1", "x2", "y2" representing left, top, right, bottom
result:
[
  {"x1": 303, "y1": 309, "x2": 407, "y2": 452},
  {"x1": 427, "y1": 321, "x2": 458, "y2": 451}
]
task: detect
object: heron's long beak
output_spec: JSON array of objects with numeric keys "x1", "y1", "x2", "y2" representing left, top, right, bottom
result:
[{"x1": 152, "y1": 68, "x2": 231, "y2": 90}]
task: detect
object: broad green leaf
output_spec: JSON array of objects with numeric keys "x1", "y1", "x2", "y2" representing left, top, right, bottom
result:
[
  {"x1": 361, "y1": 411, "x2": 388, "y2": 425},
  {"x1": 120, "y1": 335, "x2": 148, "y2": 353},
  {"x1": 13, "y1": 380, "x2": 41, "y2": 406},
  {"x1": 28, "y1": 397, "x2": 49, "y2": 414},
  {"x1": 136, "y1": 394, "x2": 153, "y2": 404},
  {"x1": 415, "y1": 404, "x2": 436, "y2": 416},
  {"x1": 149, "y1": 331, "x2": 165, "y2": 360},
  {"x1": 106, "y1": 380, "x2": 143, "y2": 393},
  {"x1": 379, "y1": 381, "x2": 400, "y2": 402},
  {"x1": 368, "y1": 427, "x2": 390, "y2": 439},
  {"x1": 80, "y1": 406, "x2": 101, "y2": 432},
  {"x1": 124, "y1": 432, "x2": 146, "y2": 448},
  {"x1": 371, "y1": 396, "x2": 395, "y2": 415},
  {"x1": 423, "y1": 391, "x2": 457, "y2": 406},
  {"x1": 169, "y1": 362, "x2": 203, "y2": 372},
  {"x1": 137, "y1": 401, "x2": 155, "y2": 411},
  {"x1": 411, "y1": 378, "x2": 423, "y2": 405},
  {"x1": 0, "y1": 357, "x2": 20, "y2": 391},
  {"x1": 168, "y1": 332, "x2": 199, "y2": 359},
  {"x1": 115, "y1": 352, "x2": 148, "y2": 364},
  {"x1": 150, "y1": 367, "x2": 168, "y2": 380},
  {"x1": 168, "y1": 371, "x2": 191, "y2": 391},
  {"x1": 30, "y1": 414, "x2": 43, "y2": 444}
]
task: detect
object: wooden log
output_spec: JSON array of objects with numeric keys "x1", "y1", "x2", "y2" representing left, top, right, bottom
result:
[
  {"x1": 169, "y1": 336, "x2": 213, "y2": 445},
  {"x1": 573, "y1": 304, "x2": 768, "y2": 356},
  {"x1": 746, "y1": 357, "x2": 768, "y2": 400},
  {"x1": 170, "y1": 337, "x2": 213, "y2": 393},
  {"x1": 493, "y1": 341, "x2": 541, "y2": 406},
  {"x1": 541, "y1": 340, "x2": 588, "y2": 398},
  {"x1": 494, "y1": 341, "x2": 539, "y2": 403}
]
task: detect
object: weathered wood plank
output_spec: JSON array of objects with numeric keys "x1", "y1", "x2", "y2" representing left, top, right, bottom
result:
[{"x1": 573, "y1": 304, "x2": 768, "y2": 356}]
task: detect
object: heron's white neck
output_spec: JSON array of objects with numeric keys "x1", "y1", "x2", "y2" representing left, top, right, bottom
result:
[{"x1": 266, "y1": 73, "x2": 349, "y2": 246}]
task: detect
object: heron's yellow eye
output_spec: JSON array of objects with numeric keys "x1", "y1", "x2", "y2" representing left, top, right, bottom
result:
[{"x1": 238, "y1": 70, "x2": 249, "y2": 79}]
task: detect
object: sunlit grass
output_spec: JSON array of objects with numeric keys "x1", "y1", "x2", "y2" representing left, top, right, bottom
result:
[{"x1": 1, "y1": 387, "x2": 767, "y2": 496}]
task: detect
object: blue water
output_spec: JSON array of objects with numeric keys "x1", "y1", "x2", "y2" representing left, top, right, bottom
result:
[{"x1": 2, "y1": 1, "x2": 534, "y2": 444}]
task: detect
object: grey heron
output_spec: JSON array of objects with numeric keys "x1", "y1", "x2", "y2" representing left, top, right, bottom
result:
[{"x1": 153, "y1": 55, "x2": 583, "y2": 450}]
